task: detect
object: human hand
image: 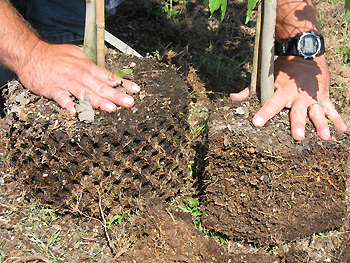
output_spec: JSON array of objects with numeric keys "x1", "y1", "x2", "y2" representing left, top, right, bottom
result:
[
  {"x1": 230, "y1": 55, "x2": 348, "y2": 141},
  {"x1": 16, "y1": 41, "x2": 140, "y2": 115}
]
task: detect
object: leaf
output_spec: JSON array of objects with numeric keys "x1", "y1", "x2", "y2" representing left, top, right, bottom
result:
[
  {"x1": 186, "y1": 198, "x2": 199, "y2": 208},
  {"x1": 346, "y1": 0, "x2": 350, "y2": 21},
  {"x1": 207, "y1": 0, "x2": 227, "y2": 22},
  {"x1": 245, "y1": 0, "x2": 259, "y2": 24},
  {"x1": 106, "y1": 214, "x2": 123, "y2": 226},
  {"x1": 192, "y1": 211, "x2": 202, "y2": 218},
  {"x1": 75, "y1": 93, "x2": 95, "y2": 122},
  {"x1": 327, "y1": 119, "x2": 334, "y2": 125},
  {"x1": 177, "y1": 205, "x2": 190, "y2": 213},
  {"x1": 114, "y1": 68, "x2": 133, "y2": 78},
  {"x1": 220, "y1": 0, "x2": 227, "y2": 22}
]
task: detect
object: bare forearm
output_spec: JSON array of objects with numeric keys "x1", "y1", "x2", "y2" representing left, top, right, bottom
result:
[
  {"x1": 0, "y1": 0, "x2": 41, "y2": 74},
  {"x1": 276, "y1": 0, "x2": 319, "y2": 39}
]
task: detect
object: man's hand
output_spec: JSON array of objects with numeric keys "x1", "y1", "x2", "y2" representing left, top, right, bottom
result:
[
  {"x1": 0, "y1": 0, "x2": 140, "y2": 115},
  {"x1": 17, "y1": 41, "x2": 140, "y2": 115},
  {"x1": 230, "y1": 55, "x2": 347, "y2": 141}
]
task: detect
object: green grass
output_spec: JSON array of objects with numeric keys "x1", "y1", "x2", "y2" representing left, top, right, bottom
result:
[
  {"x1": 178, "y1": 198, "x2": 227, "y2": 244},
  {"x1": 339, "y1": 27, "x2": 350, "y2": 64}
]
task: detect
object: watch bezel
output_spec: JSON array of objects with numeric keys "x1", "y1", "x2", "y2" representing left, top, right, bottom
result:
[{"x1": 297, "y1": 31, "x2": 322, "y2": 59}]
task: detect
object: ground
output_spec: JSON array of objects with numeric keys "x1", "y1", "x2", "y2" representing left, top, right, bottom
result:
[{"x1": 1, "y1": 0, "x2": 350, "y2": 262}]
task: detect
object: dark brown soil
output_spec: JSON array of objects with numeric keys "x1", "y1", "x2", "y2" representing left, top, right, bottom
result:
[
  {"x1": 1, "y1": 0, "x2": 350, "y2": 262},
  {"x1": 201, "y1": 98, "x2": 350, "y2": 245},
  {"x1": 4, "y1": 52, "x2": 193, "y2": 218}
]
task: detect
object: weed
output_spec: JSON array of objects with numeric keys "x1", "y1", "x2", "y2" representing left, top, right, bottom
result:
[
  {"x1": 82, "y1": 246, "x2": 105, "y2": 259},
  {"x1": 162, "y1": 0, "x2": 180, "y2": 21},
  {"x1": 336, "y1": 27, "x2": 350, "y2": 64},
  {"x1": 0, "y1": 240, "x2": 7, "y2": 263},
  {"x1": 192, "y1": 51, "x2": 252, "y2": 91},
  {"x1": 178, "y1": 198, "x2": 227, "y2": 244},
  {"x1": 0, "y1": 154, "x2": 6, "y2": 165},
  {"x1": 152, "y1": 50, "x2": 162, "y2": 61},
  {"x1": 190, "y1": 104, "x2": 209, "y2": 141},
  {"x1": 106, "y1": 214, "x2": 128, "y2": 227},
  {"x1": 190, "y1": 119, "x2": 208, "y2": 141},
  {"x1": 317, "y1": 11, "x2": 328, "y2": 28}
]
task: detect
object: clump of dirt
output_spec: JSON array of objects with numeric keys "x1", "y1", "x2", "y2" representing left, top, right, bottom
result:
[
  {"x1": 4, "y1": 52, "x2": 194, "y2": 219},
  {"x1": 201, "y1": 98, "x2": 350, "y2": 245},
  {"x1": 114, "y1": 197, "x2": 280, "y2": 262}
]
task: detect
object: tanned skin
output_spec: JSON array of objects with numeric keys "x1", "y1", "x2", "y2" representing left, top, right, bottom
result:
[
  {"x1": 231, "y1": 0, "x2": 347, "y2": 141},
  {"x1": 0, "y1": 0, "x2": 140, "y2": 115}
]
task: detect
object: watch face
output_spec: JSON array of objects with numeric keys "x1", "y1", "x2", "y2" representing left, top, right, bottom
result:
[
  {"x1": 303, "y1": 36, "x2": 316, "y2": 54},
  {"x1": 298, "y1": 32, "x2": 321, "y2": 59}
]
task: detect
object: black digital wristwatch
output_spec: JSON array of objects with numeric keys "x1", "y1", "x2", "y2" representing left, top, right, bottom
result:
[{"x1": 274, "y1": 31, "x2": 325, "y2": 59}]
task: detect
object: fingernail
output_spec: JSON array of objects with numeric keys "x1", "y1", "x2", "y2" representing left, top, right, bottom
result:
[
  {"x1": 321, "y1": 129, "x2": 330, "y2": 138},
  {"x1": 132, "y1": 84, "x2": 140, "y2": 92},
  {"x1": 253, "y1": 116, "x2": 264, "y2": 127},
  {"x1": 124, "y1": 96, "x2": 134, "y2": 105},
  {"x1": 295, "y1": 128, "x2": 305, "y2": 139},
  {"x1": 70, "y1": 107, "x2": 77, "y2": 115},
  {"x1": 106, "y1": 102, "x2": 116, "y2": 112},
  {"x1": 341, "y1": 123, "x2": 348, "y2": 131}
]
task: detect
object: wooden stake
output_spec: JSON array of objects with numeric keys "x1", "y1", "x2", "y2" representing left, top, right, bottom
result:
[
  {"x1": 83, "y1": 0, "x2": 97, "y2": 64},
  {"x1": 260, "y1": 0, "x2": 277, "y2": 105},
  {"x1": 96, "y1": 0, "x2": 105, "y2": 68},
  {"x1": 250, "y1": 2, "x2": 262, "y2": 95}
]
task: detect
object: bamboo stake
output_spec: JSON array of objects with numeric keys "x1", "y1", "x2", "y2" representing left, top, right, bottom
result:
[
  {"x1": 260, "y1": 0, "x2": 277, "y2": 105},
  {"x1": 96, "y1": 0, "x2": 105, "y2": 68},
  {"x1": 250, "y1": 2, "x2": 262, "y2": 95},
  {"x1": 83, "y1": 0, "x2": 97, "y2": 64}
]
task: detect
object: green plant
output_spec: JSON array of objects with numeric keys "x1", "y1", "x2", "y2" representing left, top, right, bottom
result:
[
  {"x1": 114, "y1": 68, "x2": 133, "y2": 78},
  {"x1": 190, "y1": 119, "x2": 208, "y2": 141},
  {"x1": 334, "y1": 0, "x2": 350, "y2": 21},
  {"x1": 0, "y1": 240, "x2": 7, "y2": 263},
  {"x1": 340, "y1": 46, "x2": 350, "y2": 63},
  {"x1": 162, "y1": 0, "x2": 180, "y2": 21},
  {"x1": 0, "y1": 153, "x2": 6, "y2": 165},
  {"x1": 206, "y1": 0, "x2": 350, "y2": 24},
  {"x1": 178, "y1": 198, "x2": 227, "y2": 244},
  {"x1": 204, "y1": 0, "x2": 227, "y2": 22},
  {"x1": 106, "y1": 213, "x2": 131, "y2": 228}
]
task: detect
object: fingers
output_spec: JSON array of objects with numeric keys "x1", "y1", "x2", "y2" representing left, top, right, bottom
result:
[
  {"x1": 289, "y1": 102, "x2": 308, "y2": 141},
  {"x1": 252, "y1": 89, "x2": 290, "y2": 127},
  {"x1": 307, "y1": 103, "x2": 330, "y2": 140},
  {"x1": 85, "y1": 62, "x2": 141, "y2": 94},
  {"x1": 230, "y1": 87, "x2": 250, "y2": 101},
  {"x1": 50, "y1": 88, "x2": 76, "y2": 115},
  {"x1": 290, "y1": 100, "x2": 347, "y2": 141},
  {"x1": 323, "y1": 101, "x2": 348, "y2": 132},
  {"x1": 74, "y1": 64, "x2": 140, "y2": 109},
  {"x1": 58, "y1": 63, "x2": 139, "y2": 111}
]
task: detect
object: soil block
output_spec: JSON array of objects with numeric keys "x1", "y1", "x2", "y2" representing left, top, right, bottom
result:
[
  {"x1": 4, "y1": 52, "x2": 194, "y2": 218},
  {"x1": 201, "y1": 98, "x2": 350, "y2": 245}
]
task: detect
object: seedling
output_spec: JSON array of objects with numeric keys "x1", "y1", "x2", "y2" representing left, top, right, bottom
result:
[
  {"x1": 190, "y1": 119, "x2": 208, "y2": 141},
  {"x1": 114, "y1": 68, "x2": 133, "y2": 78},
  {"x1": 106, "y1": 214, "x2": 128, "y2": 227},
  {"x1": 162, "y1": 0, "x2": 180, "y2": 21},
  {"x1": 178, "y1": 198, "x2": 227, "y2": 244}
]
